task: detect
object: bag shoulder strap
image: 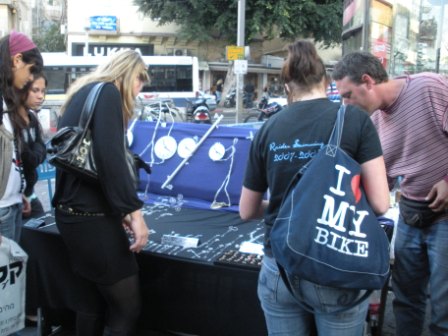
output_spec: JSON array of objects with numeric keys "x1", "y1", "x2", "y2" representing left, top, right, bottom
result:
[
  {"x1": 78, "y1": 82, "x2": 107, "y2": 127},
  {"x1": 297, "y1": 104, "x2": 346, "y2": 176},
  {"x1": 327, "y1": 104, "x2": 346, "y2": 148}
]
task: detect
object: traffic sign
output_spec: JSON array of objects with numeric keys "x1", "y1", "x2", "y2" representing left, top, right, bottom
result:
[
  {"x1": 233, "y1": 60, "x2": 248, "y2": 74},
  {"x1": 226, "y1": 46, "x2": 245, "y2": 61}
]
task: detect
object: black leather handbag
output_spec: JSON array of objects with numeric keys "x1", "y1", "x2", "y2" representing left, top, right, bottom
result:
[{"x1": 47, "y1": 82, "x2": 139, "y2": 185}]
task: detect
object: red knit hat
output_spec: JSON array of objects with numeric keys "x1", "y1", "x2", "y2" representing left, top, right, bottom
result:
[{"x1": 9, "y1": 30, "x2": 37, "y2": 56}]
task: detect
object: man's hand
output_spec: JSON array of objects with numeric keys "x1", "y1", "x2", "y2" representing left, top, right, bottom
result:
[{"x1": 426, "y1": 179, "x2": 448, "y2": 212}]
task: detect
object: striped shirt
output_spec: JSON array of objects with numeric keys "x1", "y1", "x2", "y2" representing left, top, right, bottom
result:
[{"x1": 371, "y1": 73, "x2": 448, "y2": 200}]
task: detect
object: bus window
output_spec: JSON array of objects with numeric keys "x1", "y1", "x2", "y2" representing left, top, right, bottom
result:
[
  {"x1": 45, "y1": 66, "x2": 66, "y2": 95},
  {"x1": 41, "y1": 53, "x2": 200, "y2": 107},
  {"x1": 145, "y1": 65, "x2": 193, "y2": 93}
]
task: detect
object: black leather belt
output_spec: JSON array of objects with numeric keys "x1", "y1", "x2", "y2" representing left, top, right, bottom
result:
[{"x1": 56, "y1": 204, "x2": 105, "y2": 217}]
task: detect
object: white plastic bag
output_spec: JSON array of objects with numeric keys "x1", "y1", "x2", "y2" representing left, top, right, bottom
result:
[{"x1": 0, "y1": 237, "x2": 28, "y2": 336}]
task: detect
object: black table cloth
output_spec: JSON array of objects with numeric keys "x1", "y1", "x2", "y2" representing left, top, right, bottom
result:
[{"x1": 21, "y1": 203, "x2": 267, "y2": 335}]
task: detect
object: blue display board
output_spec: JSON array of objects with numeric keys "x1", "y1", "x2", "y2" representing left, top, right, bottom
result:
[{"x1": 129, "y1": 121, "x2": 258, "y2": 212}]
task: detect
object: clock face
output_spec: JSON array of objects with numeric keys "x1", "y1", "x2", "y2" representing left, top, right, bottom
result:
[
  {"x1": 154, "y1": 135, "x2": 177, "y2": 160},
  {"x1": 177, "y1": 137, "x2": 197, "y2": 159},
  {"x1": 209, "y1": 142, "x2": 226, "y2": 161}
]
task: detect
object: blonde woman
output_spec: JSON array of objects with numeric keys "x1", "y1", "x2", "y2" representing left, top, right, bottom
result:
[{"x1": 53, "y1": 50, "x2": 150, "y2": 336}]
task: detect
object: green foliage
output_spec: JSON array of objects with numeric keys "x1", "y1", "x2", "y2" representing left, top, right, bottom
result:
[
  {"x1": 134, "y1": 0, "x2": 343, "y2": 47},
  {"x1": 32, "y1": 22, "x2": 65, "y2": 52}
]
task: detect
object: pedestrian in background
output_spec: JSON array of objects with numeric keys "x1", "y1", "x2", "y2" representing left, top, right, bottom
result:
[
  {"x1": 215, "y1": 78, "x2": 223, "y2": 103},
  {"x1": 18, "y1": 72, "x2": 47, "y2": 220},
  {"x1": 0, "y1": 30, "x2": 43, "y2": 244},
  {"x1": 239, "y1": 40, "x2": 389, "y2": 335},
  {"x1": 53, "y1": 49, "x2": 149, "y2": 336},
  {"x1": 333, "y1": 51, "x2": 448, "y2": 336}
]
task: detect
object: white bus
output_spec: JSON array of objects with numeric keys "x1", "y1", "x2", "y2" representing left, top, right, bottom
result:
[{"x1": 41, "y1": 52, "x2": 201, "y2": 108}]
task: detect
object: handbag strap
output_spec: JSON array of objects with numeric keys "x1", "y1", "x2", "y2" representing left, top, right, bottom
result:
[{"x1": 78, "y1": 82, "x2": 107, "y2": 128}]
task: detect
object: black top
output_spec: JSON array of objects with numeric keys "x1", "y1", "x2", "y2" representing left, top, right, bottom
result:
[
  {"x1": 243, "y1": 98, "x2": 382, "y2": 255},
  {"x1": 21, "y1": 111, "x2": 46, "y2": 196},
  {"x1": 52, "y1": 82, "x2": 143, "y2": 215}
]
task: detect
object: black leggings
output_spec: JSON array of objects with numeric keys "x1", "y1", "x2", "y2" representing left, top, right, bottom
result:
[{"x1": 76, "y1": 274, "x2": 142, "y2": 336}]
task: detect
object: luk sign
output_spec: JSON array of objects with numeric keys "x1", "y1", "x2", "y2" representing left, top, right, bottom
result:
[{"x1": 72, "y1": 43, "x2": 154, "y2": 56}]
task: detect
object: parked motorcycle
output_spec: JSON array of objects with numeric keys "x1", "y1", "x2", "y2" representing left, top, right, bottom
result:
[
  {"x1": 185, "y1": 94, "x2": 212, "y2": 124},
  {"x1": 243, "y1": 101, "x2": 283, "y2": 123},
  {"x1": 223, "y1": 89, "x2": 254, "y2": 108},
  {"x1": 223, "y1": 89, "x2": 236, "y2": 108}
]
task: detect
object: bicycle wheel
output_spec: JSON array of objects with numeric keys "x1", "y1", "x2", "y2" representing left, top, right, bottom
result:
[{"x1": 244, "y1": 113, "x2": 260, "y2": 123}]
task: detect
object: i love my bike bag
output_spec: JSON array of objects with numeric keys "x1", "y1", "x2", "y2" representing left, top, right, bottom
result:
[{"x1": 270, "y1": 105, "x2": 390, "y2": 290}]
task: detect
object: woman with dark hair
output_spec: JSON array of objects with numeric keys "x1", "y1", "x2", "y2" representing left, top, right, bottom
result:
[
  {"x1": 0, "y1": 31, "x2": 43, "y2": 243},
  {"x1": 18, "y1": 72, "x2": 48, "y2": 219},
  {"x1": 239, "y1": 40, "x2": 389, "y2": 335}
]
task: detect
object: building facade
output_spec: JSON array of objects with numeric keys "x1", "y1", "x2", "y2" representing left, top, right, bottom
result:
[
  {"x1": 0, "y1": 0, "x2": 33, "y2": 37},
  {"x1": 2, "y1": 0, "x2": 342, "y2": 99},
  {"x1": 342, "y1": 0, "x2": 448, "y2": 76},
  {"x1": 64, "y1": 0, "x2": 341, "y2": 97}
]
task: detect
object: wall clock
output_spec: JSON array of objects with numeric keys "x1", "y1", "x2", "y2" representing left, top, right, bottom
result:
[
  {"x1": 154, "y1": 135, "x2": 177, "y2": 160},
  {"x1": 208, "y1": 142, "x2": 226, "y2": 161},
  {"x1": 177, "y1": 137, "x2": 197, "y2": 159}
]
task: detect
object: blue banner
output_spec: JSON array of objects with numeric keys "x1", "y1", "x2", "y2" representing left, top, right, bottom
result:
[{"x1": 89, "y1": 16, "x2": 117, "y2": 32}]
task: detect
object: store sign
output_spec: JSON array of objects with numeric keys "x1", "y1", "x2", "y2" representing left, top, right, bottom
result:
[
  {"x1": 89, "y1": 16, "x2": 117, "y2": 32},
  {"x1": 343, "y1": 0, "x2": 365, "y2": 30},
  {"x1": 72, "y1": 43, "x2": 154, "y2": 56}
]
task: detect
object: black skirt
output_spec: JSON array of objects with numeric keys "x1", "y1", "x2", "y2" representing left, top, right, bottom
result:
[{"x1": 55, "y1": 209, "x2": 139, "y2": 285}]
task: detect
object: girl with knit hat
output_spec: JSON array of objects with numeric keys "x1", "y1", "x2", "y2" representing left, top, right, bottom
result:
[{"x1": 0, "y1": 31, "x2": 43, "y2": 244}]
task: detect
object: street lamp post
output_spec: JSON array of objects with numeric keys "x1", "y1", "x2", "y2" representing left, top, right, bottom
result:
[
  {"x1": 235, "y1": 0, "x2": 246, "y2": 123},
  {"x1": 435, "y1": 0, "x2": 445, "y2": 73},
  {"x1": 84, "y1": 25, "x2": 90, "y2": 56}
]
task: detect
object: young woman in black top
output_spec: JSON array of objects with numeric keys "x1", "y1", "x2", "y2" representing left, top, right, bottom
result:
[
  {"x1": 17, "y1": 73, "x2": 47, "y2": 219},
  {"x1": 53, "y1": 49, "x2": 150, "y2": 336}
]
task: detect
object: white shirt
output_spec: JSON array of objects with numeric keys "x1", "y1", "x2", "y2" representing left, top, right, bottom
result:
[{"x1": 0, "y1": 113, "x2": 22, "y2": 207}]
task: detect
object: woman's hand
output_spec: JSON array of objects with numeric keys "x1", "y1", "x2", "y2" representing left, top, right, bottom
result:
[
  {"x1": 22, "y1": 195, "x2": 32, "y2": 217},
  {"x1": 122, "y1": 210, "x2": 149, "y2": 253}
]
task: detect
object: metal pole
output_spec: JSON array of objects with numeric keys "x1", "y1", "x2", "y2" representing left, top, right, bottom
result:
[
  {"x1": 362, "y1": 0, "x2": 371, "y2": 52},
  {"x1": 435, "y1": 0, "x2": 445, "y2": 73},
  {"x1": 236, "y1": 0, "x2": 246, "y2": 124},
  {"x1": 84, "y1": 26, "x2": 90, "y2": 56},
  {"x1": 161, "y1": 114, "x2": 224, "y2": 190}
]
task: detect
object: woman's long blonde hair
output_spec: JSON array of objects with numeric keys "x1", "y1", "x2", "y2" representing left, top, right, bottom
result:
[{"x1": 60, "y1": 49, "x2": 149, "y2": 125}]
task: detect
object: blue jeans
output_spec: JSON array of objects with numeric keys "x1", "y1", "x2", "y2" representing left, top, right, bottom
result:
[
  {"x1": 392, "y1": 216, "x2": 448, "y2": 336},
  {"x1": 0, "y1": 203, "x2": 23, "y2": 242},
  {"x1": 258, "y1": 255, "x2": 368, "y2": 335}
]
